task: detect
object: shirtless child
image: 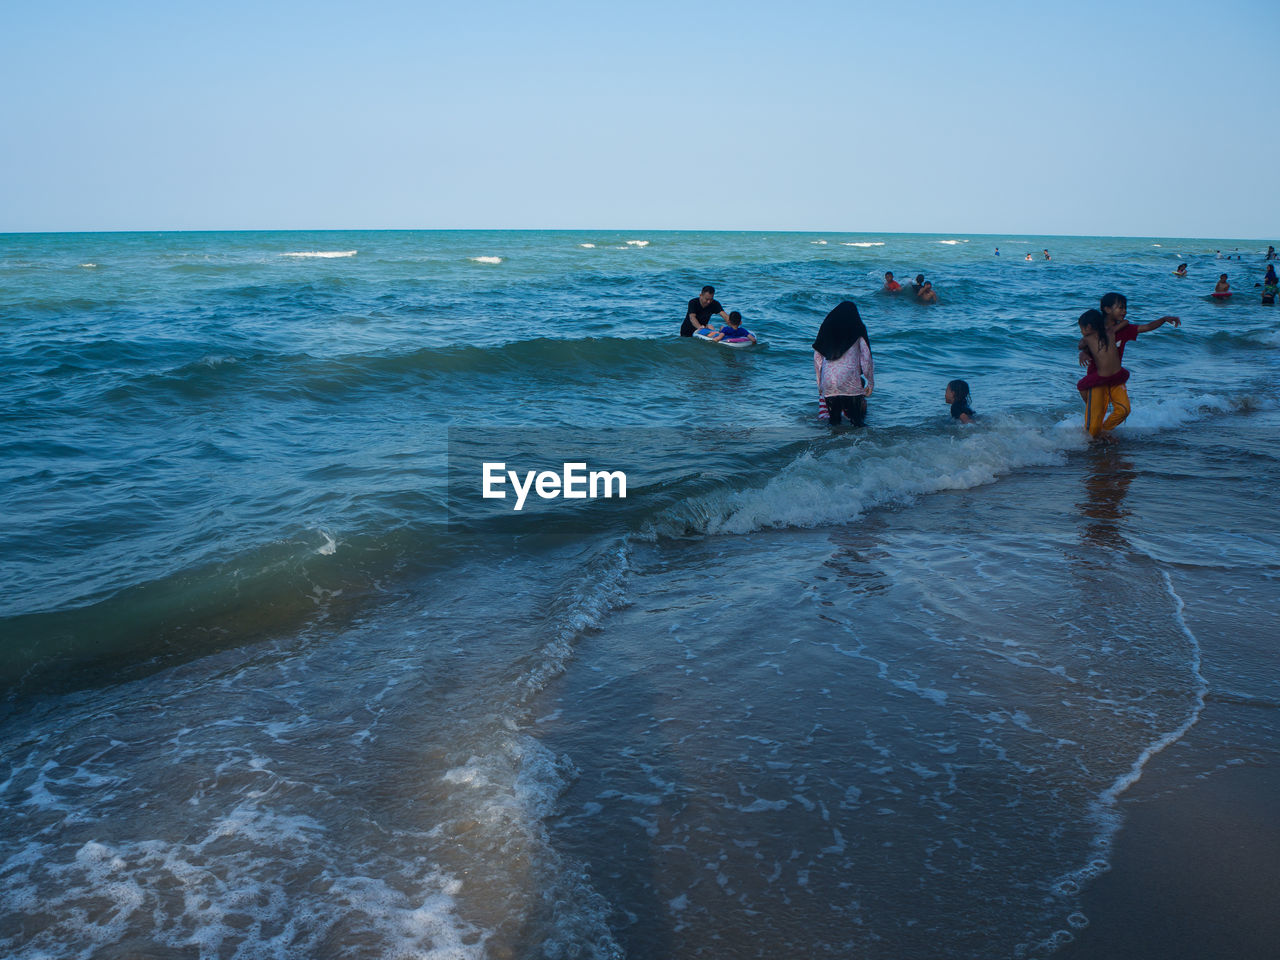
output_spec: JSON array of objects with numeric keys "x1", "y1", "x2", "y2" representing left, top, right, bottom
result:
[
  {"x1": 1075, "y1": 292, "x2": 1181, "y2": 440},
  {"x1": 1076, "y1": 309, "x2": 1126, "y2": 443}
]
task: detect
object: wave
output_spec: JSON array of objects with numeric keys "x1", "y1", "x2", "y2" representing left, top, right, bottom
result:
[
  {"x1": 644, "y1": 417, "x2": 1069, "y2": 538},
  {"x1": 281, "y1": 251, "x2": 358, "y2": 258},
  {"x1": 98, "y1": 335, "x2": 743, "y2": 406},
  {"x1": 0, "y1": 521, "x2": 460, "y2": 701},
  {"x1": 842, "y1": 242, "x2": 884, "y2": 248},
  {"x1": 625, "y1": 240, "x2": 649, "y2": 247},
  {"x1": 470, "y1": 256, "x2": 503, "y2": 264}
]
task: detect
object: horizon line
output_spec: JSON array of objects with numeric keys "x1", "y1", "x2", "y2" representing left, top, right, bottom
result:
[{"x1": 1, "y1": 228, "x2": 1272, "y2": 243}]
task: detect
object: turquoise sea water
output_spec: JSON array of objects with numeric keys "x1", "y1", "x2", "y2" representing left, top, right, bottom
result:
[{"x1": 2, "y1": 230, "x2": 1278, "y2": 958}]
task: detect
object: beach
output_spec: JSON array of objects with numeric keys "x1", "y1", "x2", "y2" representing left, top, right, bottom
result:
[{"x1": 2, "y1": 230, "x2": 1277, "y2": 958}]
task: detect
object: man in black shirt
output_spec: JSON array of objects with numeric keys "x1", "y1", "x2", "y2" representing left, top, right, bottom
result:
[{"x1": 680, "y1": 285, "x2": 730, "y2": 337}]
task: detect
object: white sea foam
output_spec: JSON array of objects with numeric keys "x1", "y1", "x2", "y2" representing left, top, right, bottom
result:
[
  {"x1": 649, "y1": 418, "x2": 1068, "y2": 539},
  {"x1": 79, "y1": 263, "x2": 98, "y2": 268},
  {"x1": 579, "y1": 243, "x2": 596, "y2": 248},
  {"x1": 520, "y1": 544, "x2": 631, "y2": 697},
  {"x1": 625, "y1": 240, "x2": 649, "y2": 247},
  {"x1": 470, "y1": 256, "x2": 503, "y2": 264},
  {"x1": 1038, "y1": 570, "x2": 1209, "y2": 954},
  {"x1": 842, "y1": 242, "x2": 885, "y2": 247},
  {"x1": 811, "y1": 240, "x2": 828, "y2": 245},
  {"x1": 936, "y1": 240, "x2": 967, "y2": 245},
  {"x1": 1097, "y1": 572, "x2": 1208, "y2": 807},
  {"x1": 1121, "y1": 393, "x2": 1238, "y2": 432},
  {"x1": 316, "y1": 530, "x2": 337, "y2": 556},
  {"x1": 281, "y1": 250, "x2": 357, "y2": 258},
  {"x1": 199, "y1": 355, "x2": 238, "y2": 368}
]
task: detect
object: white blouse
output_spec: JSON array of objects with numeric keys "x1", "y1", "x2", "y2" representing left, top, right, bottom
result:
[{"x1": 814, "y1": 339, "x2": 874, "y2": 397}]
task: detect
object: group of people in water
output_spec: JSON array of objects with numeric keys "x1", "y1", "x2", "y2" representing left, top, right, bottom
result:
[
  {"x1": 806, "y1": 299, "x2": 976, "y2": 427},
  {"x1": 881, "y1": 272, "x2": 937, "y2": 303},
  {"x1": 1201, "y1": 262, "x2": 1279, "y2": 305},
  {"x1": 681, "y1": 287, "x2": 972, "y2": 430},
  {"x1": 678, "y1": 276, "x2": 1198, "y2": 444},
  {"x1": 681, "y1": 243, "x2": 1275, "y2": 441}
]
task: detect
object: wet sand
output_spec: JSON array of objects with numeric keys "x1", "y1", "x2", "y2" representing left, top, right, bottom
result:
[{"x1": 1056, "y1": 729, "x2": 1280, "y2": 959}]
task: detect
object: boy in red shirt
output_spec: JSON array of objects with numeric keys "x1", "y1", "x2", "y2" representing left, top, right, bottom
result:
[{"x1": 1075, "y1": 292, "x2": 1180, "y2": 440}]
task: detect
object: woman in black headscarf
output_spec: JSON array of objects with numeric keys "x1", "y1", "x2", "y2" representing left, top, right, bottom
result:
[{"x1": 813, "y1": 301, "x2": 874, "y2": 426}]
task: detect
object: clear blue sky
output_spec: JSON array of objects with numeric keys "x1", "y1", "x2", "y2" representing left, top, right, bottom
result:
[{"x1": 2, "y1": 0, "x2": 1274, "y2": 237}]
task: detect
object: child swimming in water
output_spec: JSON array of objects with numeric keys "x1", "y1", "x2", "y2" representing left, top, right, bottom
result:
[
  {"x1": 1174, "y1": 263, "x2": 1187, "y2": 277},
  {"x1": 1215, "y1": 274, "x2": 1232, "y2": 295},
  {"x1": 707, "y1": 311, "x2": 756, "y2": 343},
  {"x1": 945, "y1": 380, "x2": 975, "y2": 423}
]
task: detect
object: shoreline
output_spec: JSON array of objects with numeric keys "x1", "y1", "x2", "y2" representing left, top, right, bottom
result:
[{"x1": 1054, "y1": 708, "x2": 1280, "y2": 959}]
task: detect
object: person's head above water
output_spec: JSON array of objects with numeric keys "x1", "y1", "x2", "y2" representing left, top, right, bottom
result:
[
  {"x1": 945, "y1": 379, "x2": 970, "y2": 406},
  {"x1": 812, "y1": 300, "x2": 870, "y2": 361},
  {"x1": 915, "y1": 274, "x2": 925, "y2": 285},
  {"x1": 727, "y1": 310, "x2": 742, "y2": 327},
  {"x1": 885, "y1": 271, "x2": 894, "y2": 280},
  {"x1": 699, "y1": 285, "x2": 716, "y2": 306}
]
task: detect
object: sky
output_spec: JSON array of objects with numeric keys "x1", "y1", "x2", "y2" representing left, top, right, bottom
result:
[{"x1": 1, "y1": 0, "x2": 1275, "y2": 237}]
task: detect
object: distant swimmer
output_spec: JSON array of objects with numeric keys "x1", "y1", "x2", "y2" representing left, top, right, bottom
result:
[
  {"x1": 1174, "y1": 263, "x2": 1188, "y2": 277},
  {"x1": 1268, "y1": 245, "x2": 1277, "y2": 260},
  {"x1": 1263, "y1": 264, "x2": 1277, "y2": 305},
  {"x1": 681, "y1": 285, "x2": 730, "y2": 337},
  {"x1": 1213, "y1": 274, "x2": 1232, "y2": 297},
  {"x1": 1043, "y1": 249, "x2": 1051, "y2": 260},
  {"x1": 995, "y1": 247, "x2": 1000, "y2": 256},
  {"x1": 916, "y1": 280, "x2": 938, "y2": 304},
  {"x1": 1025, "y1": 253, "x2": 1034, "y2": 261},
  {"x1": 883, "y1": 271, "x2": 901, "y2": 292},
  {"x1": 945, "y1": 379, "x2": 975, "y2": 423},
  {"x1": 910, "y1": 273, "x2": 926, "y2": 296}
]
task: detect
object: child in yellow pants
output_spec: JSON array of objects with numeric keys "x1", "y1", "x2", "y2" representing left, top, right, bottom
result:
[
  {"x1": 1076, "y1": 309, "x2": 1128, "y2": 442},
  {"x1": 1082, "y1": 381, "x2": 1130, "y2": 437}
]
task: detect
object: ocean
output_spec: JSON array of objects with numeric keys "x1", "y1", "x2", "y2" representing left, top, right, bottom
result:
[{"x1": 2, "y1": 230, "x2": 1277, "y2": 959}]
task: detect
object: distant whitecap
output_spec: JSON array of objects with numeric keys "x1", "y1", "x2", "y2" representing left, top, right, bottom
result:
[
  {"x1": 811, "y1": 240, "x2": 828, "y2": 245},
  {"x1": 282, "y1": 250, "x2": 357, "y2": 258},
  {"x1": 843, "y1": 242, "x2": 885, "y2": 248},
  {"x1": 579, "y1": 243, "x2": 596, "y2": 248},
  {"x1": 625, "y1": 240, "x2": 649, "y2": 247},
  {"x1": 79, "y1": 263, "x2": 98, "y2": 268},
  {"x1": 470, "y1": 256, "x2": 503, "y2": 264},
  {"x1": 937, "y1": 240, "x2": 966, "y2": 245}
]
